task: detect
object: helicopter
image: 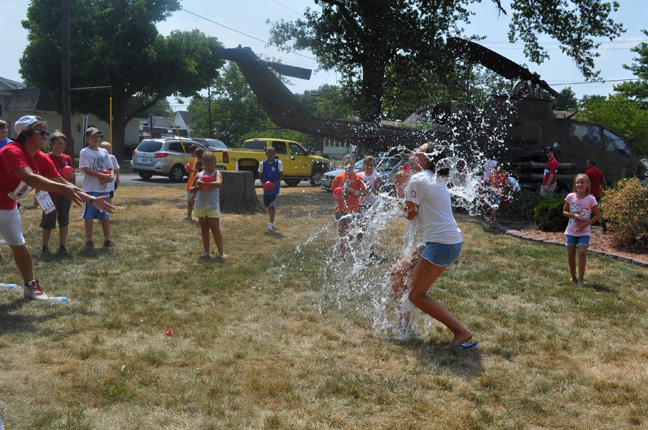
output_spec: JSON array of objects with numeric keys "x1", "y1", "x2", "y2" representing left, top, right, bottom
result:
[{"x1": 214, "y1": 38, "x2": 646, "y2": 191}]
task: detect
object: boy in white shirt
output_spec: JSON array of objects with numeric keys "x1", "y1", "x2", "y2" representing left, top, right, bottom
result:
[{"x1": 79, "y1": 128, "x2": 114, "y2": 248}]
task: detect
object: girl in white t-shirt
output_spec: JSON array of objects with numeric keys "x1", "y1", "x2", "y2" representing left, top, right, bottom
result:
[
  {"x1": 390, "y1": 142, "x2": 477, "y2": 349},
  {"x1": 562, "y1": 173, "x2": 600, "y2": 286}
]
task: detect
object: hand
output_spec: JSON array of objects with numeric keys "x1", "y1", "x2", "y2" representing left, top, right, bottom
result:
[
  {"x1": 90, "y1": 195, "x2": 115, "y2": 214},
  {"x1": 102, "y1": 172, "x2": 114, "y2": 183}
]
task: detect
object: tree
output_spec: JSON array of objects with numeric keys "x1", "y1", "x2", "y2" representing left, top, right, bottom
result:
[
  {"x1": 575, "y1": 94, "x2": 648, "y2": 157},
  {"x1": 269, "y1": 0, "x2": 624, "y2": 125},
  {"x1": 614, "y1": 29, "x2": 648, "y2": 108},
  {"x1": 554, "y1": 87, "x2": 578, "y2": 111},
  {"x1": 188, "y1": 62, "x2": 270, "y2": 147},
  {"x1": 20, "y1": 0, "x2": 224, "y2": 159}
]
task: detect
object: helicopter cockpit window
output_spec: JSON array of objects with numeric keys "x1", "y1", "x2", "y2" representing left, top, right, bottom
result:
[
  {"x1": 603, "y1": 129, "x2": 631, "y2": 158},
  {"x1": 579, "y1": 125, "x2": 602, "y2": 147}
]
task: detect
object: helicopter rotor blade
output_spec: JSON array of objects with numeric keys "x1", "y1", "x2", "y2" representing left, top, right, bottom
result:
[
  {"x1": 447, "y1": 37, "x2": 572, "y2": 107},
  {"x1": 213, "y1": 47, "x2": 312, "y2": 80}
]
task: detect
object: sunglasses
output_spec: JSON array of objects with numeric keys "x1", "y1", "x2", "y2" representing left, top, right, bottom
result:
[{"x1": 39, "y1": 130, "x2": 50, "y2": 137}]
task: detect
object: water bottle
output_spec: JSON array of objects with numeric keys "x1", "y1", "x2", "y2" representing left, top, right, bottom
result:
[
  {"x1": 0, "y1": 283, "x2": 20, "y2": 292},
  {"x1": 48, "y1": 296, "x2": 69, "y2": 304}
]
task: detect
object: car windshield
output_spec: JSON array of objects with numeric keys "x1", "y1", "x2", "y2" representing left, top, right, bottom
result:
[
  {"x1": 136, "y1": 141, "x2": 163, "y2": 152},
  {"x1": 209, "y1": 140, "x2": 227, "y2": 149}
]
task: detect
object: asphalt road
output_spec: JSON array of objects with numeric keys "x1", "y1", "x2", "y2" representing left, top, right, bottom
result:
[{"x1": 118, "y1": 172, "x2": 313, "y2": 188}]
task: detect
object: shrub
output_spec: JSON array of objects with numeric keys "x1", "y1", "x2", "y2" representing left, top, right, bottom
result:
[
  {"x1": 534, "y1": 197, "x2": 569, "y2": 232},
  {"x1": 599, "y1": 177, "x2": 648, "y2": 248},
  {"x1": 499, "y1": 189, "x2": 552, "y2": 223},
  {"x1": 123, "y1": 143, "x2": 138, "y2": 160}
]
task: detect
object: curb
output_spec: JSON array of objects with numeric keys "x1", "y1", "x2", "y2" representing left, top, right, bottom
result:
[{"x1": 491, "y1": 224, "x2": 648, "y2": 268}]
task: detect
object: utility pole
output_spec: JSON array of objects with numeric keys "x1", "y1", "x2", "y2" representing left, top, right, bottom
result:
[
  {"x1": 61, "y1": 0, "x2": 73, "y2": 156},
  {"x1": 208, "y1": 85, "x2": 212, "y2": 138}
]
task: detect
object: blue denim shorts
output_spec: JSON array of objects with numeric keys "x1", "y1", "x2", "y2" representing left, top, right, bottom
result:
[
  {"x1": 565, "y1": 235, "x2": 590, "y2": 247},
  {"x1": 421, "y1": 241, "x2": 462, "y2": 267}
]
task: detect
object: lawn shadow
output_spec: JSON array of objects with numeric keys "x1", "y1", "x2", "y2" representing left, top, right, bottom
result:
[
  {"x1": 197, "y1": 255, "x2": 227, "y2": 264},
  {"x1": 263, "y1": 231, "x2": 285, "y2": 239},
  {"x1": 586, "y1": 283, "x2": 618, "y2": 294},
  {"x1": 0, "y1": 298, "x2": 75, "y2": 335},
  {"x1": 392, "y1": 337, "x2": 485, "y2": 379}
]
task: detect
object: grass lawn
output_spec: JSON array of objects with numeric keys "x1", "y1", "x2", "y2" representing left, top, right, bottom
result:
[{"x1": 1, "y1": 185, "x2": 647, "y2": 429}]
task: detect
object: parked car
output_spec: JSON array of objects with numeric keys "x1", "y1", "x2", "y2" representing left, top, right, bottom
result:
[
  {"x1": 192, "y1": 138, "x2": 228, "y2": 151},
  {"x1": 321, "y1": 156, "x2": 401, "y2": 191},
  {"x1": 131, "y1": 137, "x2": 205, "y2": 182}
]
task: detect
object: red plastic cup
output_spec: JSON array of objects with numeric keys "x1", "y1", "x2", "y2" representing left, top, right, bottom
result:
[
  {"x1": 98, "y1": 169, "x2": 112, "y2": 183},
  {"x1": 333, "y1": 187, "x2": 344, "y2": 197},
  {"x1": 264, "y1": 181, "x2": 274, "y2": 191},
  {"x1": 61, "y1": 165, "x2": 75, "y2": 179}
]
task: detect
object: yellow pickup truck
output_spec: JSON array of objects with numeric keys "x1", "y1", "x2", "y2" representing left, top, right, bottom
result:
[{"x1": 213, "y1": 138, "x2": 331, "y2": 186}]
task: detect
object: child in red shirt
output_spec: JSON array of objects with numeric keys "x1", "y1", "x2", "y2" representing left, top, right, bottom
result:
[{"x1": 331, "y1": 154, "x2": 366, "y2": 258}]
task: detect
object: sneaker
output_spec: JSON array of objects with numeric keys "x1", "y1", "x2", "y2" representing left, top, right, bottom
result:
[
  {"x1": 271, "y1": 224, "x2": 277, "y2": 233},
  {"x1": 58, "y1": 245, "x2": 69, "y2": 254},
  {"x1": 40, "y1": 246, "x2": 49, "y2": 253},
  {"x1": 84, "y1": 240, "x2": 95, "y2": 249},
  {"x1": 23, "y1": 280, "x2": 49, "y2": 301},
  {"x1": 104, "y1": 239, "x2": 116, "y2": 247}
]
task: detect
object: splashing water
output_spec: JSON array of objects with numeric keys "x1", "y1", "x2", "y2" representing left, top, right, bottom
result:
[{"x1": 293, "y1": 102, "x2": 520, "y2": 339}]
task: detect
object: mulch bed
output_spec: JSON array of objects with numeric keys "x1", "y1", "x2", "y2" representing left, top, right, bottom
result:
[{"x1": 493, "y1": 220, "x2": 648, "y2": 267}]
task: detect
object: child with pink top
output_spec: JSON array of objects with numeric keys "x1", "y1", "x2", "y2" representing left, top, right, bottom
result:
[{"x1": 562, "y1": 174, "x2": 600, "y2": 286}]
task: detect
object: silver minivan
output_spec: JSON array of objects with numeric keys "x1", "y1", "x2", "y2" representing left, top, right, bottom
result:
[{"x1": 131, "y1": 138, "x2": 201, "y2": 182}]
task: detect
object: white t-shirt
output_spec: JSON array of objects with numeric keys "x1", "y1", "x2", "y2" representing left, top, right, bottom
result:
[
  {"x1": 103, "y1": 155, "x2": 120, "y2": 192},
  {"x1": 406, "y1": 170, "x2": 462, "y2": 244},
  {"x1": 359, "y1": 170, "x2": 381, "y2": 205},
  {"x1": 79, "y1": 147, "x2": 112, "y2": 193}
]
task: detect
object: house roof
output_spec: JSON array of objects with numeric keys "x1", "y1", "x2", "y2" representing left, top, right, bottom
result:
[
  {"x1": 0, "y1": 77, "x2": 26, "y2": 95},
  {"x1": 4, "y1": 88, "x2": 57, "y2": 112},
  {"x1": 177, "y1": 111, "x2": 194, "y2": 125}
]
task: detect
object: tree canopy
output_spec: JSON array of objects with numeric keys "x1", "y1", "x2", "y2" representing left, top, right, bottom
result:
[
  {"x1": 20, "y1": 0, "x2": 224, "y2": 158},
  {"x1": 269, "y1": 0, "x2": 624, "y2": 124}
]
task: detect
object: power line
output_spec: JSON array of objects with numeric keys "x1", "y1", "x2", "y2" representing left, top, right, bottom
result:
[
  {"x1": 271, "y1": 0, "x2": 303, "y2": 16},
  {"x1": 179, "y1": 7, "x2": 316, "y2": 62}
]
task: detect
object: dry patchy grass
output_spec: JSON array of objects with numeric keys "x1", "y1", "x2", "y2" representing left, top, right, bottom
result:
[{"x1": 1, "y1": 184, "x2": 647, "y2": 429}]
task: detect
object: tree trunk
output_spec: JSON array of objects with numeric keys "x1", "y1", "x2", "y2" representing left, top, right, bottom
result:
[{"x1": 220, "y1": 171, "x2": 264, "y2": 214}]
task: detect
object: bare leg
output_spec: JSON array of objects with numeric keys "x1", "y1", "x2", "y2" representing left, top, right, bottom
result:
[
  {"x1": 269, "y1": 206, "x2": 276, "y2": 224},
  {"x1": 199, "y1": 216, "x2": 210, "y2": 254},
  {"x1": 8, "y1": 244, "x2": 34, "y2": 282},
  {"x1": 101, "y1": 219, "x2": 110, "y2": 241},
  {"x1": 42, "y1": 229, "x2": 52, "y2": 248},
  {"x1": 208, "y1": 218, "x2": 226, "y2": 258},
  {"x1": 84, "y1": 219, "x2": 94, "y2": 242},
  {"x1": 338, "y1": 218, "x2": 350, "y2": 256},
  {"x1": 577, "y1": 246, "x2": 588, "y2": 285},
  {"x1": 59, "y1": 225, "x2": 68, "y2": 247},
  {"x1": 567, "y1": 246, "x2": 577, "y2": 282},
  {"x1": 186, "y1": 200, "x2": 193, "y2": 219},
  {"x1": 408, "y1": 258, "x2": 473, "y2": 345},
  {"x1": 390, "y1": 248, "x2": 422, "y2": 327}
]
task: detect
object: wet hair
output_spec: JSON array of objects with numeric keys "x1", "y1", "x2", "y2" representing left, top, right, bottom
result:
[
  {"x1": 188, "y1": 144, "x2": 199, "y2": 154},
  {"x1": 201, "y1": 151, "x2": 216, "y2": 164},
  {"x1": 195, "y1": 148, "x2": 205, "y2": 159},
  {"x1": 587, "y1": 160, "x2": 596, "y2": 166},
  {"x1": 0, "y1": 120, "x2": 7, "y2": 130},
  {"x1": 49, "y1": 131, "x2": 67, "y2": 145},
  {"x1": 574, "y1": 173, "x2": 591, "y2": 195},
  {"x1": 362, "y1": 155, "x2": 375, "y2": 168},
  {"x1": 419, "y1": 141, "x2": 450, "y2": 176},
  {"x1": 16, "y1": 117, "x2": 46, "y2": 144},
  {"x1": 343, "y1": 154, "x2": 355, "y2": 166}
]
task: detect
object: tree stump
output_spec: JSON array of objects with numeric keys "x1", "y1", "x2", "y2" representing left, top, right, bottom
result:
[{"x1": 220, "y1": 171, "x2": 264, "y2": 214}]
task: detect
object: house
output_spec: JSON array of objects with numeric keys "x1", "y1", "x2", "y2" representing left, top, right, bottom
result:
[
  {"x1": 139, "y1": 112, "x2": 193, "y2": 140},
  {"x1": 1, "y1": 77, "x2": 142, "y2": 155}
]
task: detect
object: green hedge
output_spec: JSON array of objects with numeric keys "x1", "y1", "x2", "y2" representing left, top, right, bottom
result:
[{"x1": 534, "y1": 198, "x2": 569, "y2": 232}]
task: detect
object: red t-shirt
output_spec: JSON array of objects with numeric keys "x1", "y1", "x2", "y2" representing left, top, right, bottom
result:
[
  {"x1": 47, "y1": 153, "x2": 74, "y2": 197},
  {"x1": 585, "y1": 167, "x2": 605, "y2": 199},
  {"x1": 331, "y1": 171, "x2": 366, "y2": 214},
  {"x1": 0, "y1": 141, "x2": 60, "y2": 210},
  {"x1": 542, "y1": 157, "x2": 559, "y2": 186}
]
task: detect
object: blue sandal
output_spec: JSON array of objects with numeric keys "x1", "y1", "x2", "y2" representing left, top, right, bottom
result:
[{"x1": 443, "y1": 341, "x2": 478, "y2": 350}]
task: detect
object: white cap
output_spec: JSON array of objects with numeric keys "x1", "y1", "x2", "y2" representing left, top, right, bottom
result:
[{"x1": 14, "y1": 115, "x2": 40, "y2": 136}]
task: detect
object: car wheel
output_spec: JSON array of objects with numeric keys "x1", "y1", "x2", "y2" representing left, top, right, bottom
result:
[
  {"x1": 169, "y1": 165, "x2": 185, "y2": 182},
  {"x1": 310, "y1": 171, "x2": 324, "y2": 187},
  {"x1": 284, "y1": 178, "x2": 301, "y2": 187},
  {"x1": 138, "y1": 172, "x2": 153, "y2": 180}
]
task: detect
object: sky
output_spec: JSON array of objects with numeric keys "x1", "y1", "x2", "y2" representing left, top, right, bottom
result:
[{"x1": 2, "y1": 0, "x2": 647, "y2": 111}]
